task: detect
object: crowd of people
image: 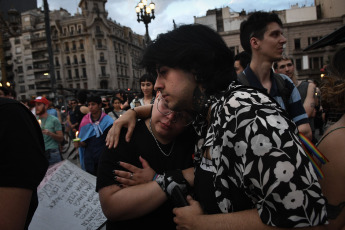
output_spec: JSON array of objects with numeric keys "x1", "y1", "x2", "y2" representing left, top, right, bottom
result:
[{"x1": 1, "y1": 10, "x2": 344, "y2": 230}]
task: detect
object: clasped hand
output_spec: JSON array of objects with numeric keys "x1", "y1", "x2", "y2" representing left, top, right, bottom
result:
[{"x1": 113, "y1": 156, "x2": 156, "y2": 187}]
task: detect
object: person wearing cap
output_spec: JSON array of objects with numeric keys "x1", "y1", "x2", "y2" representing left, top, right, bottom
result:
[
  {"x1": 35, "y1": 96, "x2": 64, "y2": 166},
  {"x1": 76, "y1": 95, "x2": 114, "y2": 176}
]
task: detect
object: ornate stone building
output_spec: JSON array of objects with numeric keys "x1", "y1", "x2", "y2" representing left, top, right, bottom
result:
[{"x1": 10, "y1": 0, "x2": 145, "y2": 100}]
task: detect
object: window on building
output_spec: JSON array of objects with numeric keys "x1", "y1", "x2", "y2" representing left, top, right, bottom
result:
[
  {"x1": 17, "y1": 66, "x2": 23, "y2": 73},
  {"x1": 101, "y1": 66, "x2": 106, "y2": 76},
  {"x1": 79, "y1": 40, "x2": 84, "y2": 49},
  {"x1": 68, "y1": 69, "x2": 72, "y2": 79},
  {"x1": 73, "y1": 55, "x2": 78, "y2": 64},
  {"x1": 65, "y1": 42, "x2": 69, "y2": 51},
  {"x1": 70, "y1": 27, "x2": 74, "y2": 35},
  {"x1": 100, "y1": 52, "x2": 105, "y2": 61},
  {"x1": 63, "y1": 28, "x2": 67, "y2": 35},
  {"x1": 28, "y1": 84, "x2": 35, "y2": 90},
  {"x1": 72, "y1": 41, "x2": 76, "y2": 50},
  {"x1": 69, "y1": 84, "x2": 73, "y2": 88},
  {"x1": 295, "y1": 58, "x2": 302, "y2": 71},
  {"x1": 82, "y1": 68, "x2": 87, "y2": 78},
  {"x1": 77, "y1": 25, "x2": 82, "y2": 34},
  {"x1": 55, "y1": 57, "x2": 60, "y2": 66},
  {"x1": 55, "y1": 44, "x2": 59, "y2": 52},
  {"x1": 56, "y1": 70, "x2": 61, "y2": 80},
  {"x1": 294, "y1": 38, "x2": 301, "y2": 50},
  {"x1": 81, "y1": 54, "x2": 86, "y2": 63},
  {"x1": 15, "y1": 38, "x2": 20, "y2": 44},
  {"x1": 97, "y1": 39, "x2": 102, "y2": 48},
  {"x1": 100, "y1": 80, "x2": 108, "y2": 89},
  {"x1": 15, "y1": 47, "x2": 21, "y2": 54},
  {"x1": 84, "y1": 82, "x2": 88, "y2": 89},
  {"x1": 309, "y1": 56, "x2": 323, "y2": 70},
  {"x1": 66, "y1": 56, "x2": 71, "y2": 65},
  {"x1": 75, "y1": 69, "x2": 79, "y2": 78},
  {"x1": 76, "y1": 83, "x2": 80, "y2": 89},
  {"x1": 308, "y1": 36, "x2": 321, "y2": 46}
]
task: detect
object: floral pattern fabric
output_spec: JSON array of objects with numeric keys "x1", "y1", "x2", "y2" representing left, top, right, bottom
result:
[{"x1": 193, "y1": 83, "x2": 328, "y2": 227}]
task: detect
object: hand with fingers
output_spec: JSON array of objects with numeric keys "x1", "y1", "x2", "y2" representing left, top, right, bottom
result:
[{"x1": 113, "y1": 156, "x2": 156, "y2": 186}]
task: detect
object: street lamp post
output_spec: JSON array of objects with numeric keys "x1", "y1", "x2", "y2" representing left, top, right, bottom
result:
[{"x1": 135, "y1": 0, "x2": 155, "y2": 45}]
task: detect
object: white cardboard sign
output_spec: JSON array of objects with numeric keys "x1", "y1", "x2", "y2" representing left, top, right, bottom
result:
[{"x1": 29, "y1": 160, "x2": 106, "y2": 230}]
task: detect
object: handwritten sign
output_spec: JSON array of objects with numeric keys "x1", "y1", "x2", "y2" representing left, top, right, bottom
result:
[{"x1": 29, "y1": 160, "x2": 106, "y2": 230}]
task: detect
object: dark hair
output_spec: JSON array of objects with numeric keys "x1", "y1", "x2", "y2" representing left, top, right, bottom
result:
[
  {"x1": 139, "y1": 73, "x2": 156, "y2": 98},
  {"x1": 87, "y1": 95, "x2": 102, "y2": 104},
  {"x1": 111, "y1": 96, "x2": 122, "y2": 104},
  {"x1": 141, "y1": 24, "x2": 236, "y2": 95},
  {"x1": 234, "y1": 51, "x2": 251, "y2": 70},
  {"x1": 321, "y1": 47, "x2": 345, "y2": 111},
  {"x1": 240, "y1": 12, "x2": 283, "y2": 55},
  {"x1": 77, "y1": 90, "x2": 88, "y2": 104}
]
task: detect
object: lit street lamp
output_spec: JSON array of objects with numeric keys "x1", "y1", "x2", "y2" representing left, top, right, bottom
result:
[{"x1": 135, "y1": 0, "x2": 155, "y2": 44}]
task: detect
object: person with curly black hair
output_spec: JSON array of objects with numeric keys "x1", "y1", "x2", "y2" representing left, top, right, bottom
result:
[{"x1": 317, "y1": 47, "x2": 345, "y2": 229}]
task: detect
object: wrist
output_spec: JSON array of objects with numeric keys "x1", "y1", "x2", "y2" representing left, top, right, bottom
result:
[{"x1": 130, "y1": 108, "x2": 137, "y2": 117}]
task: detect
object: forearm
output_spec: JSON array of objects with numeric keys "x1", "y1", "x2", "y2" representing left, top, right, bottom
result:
[
  {"x1": 100, "y1": 181, "x2": 167, "y2": 221},
  {"x1": 47, "y1": 131, "x2": 63, "y2": 142},
  {"x1": 132, "y1": 104, "x2": 152, "y2": 119},
  {"x1": 185, "y1": 209, "x2": 326, "y2": 230},
  {"x1": 182, "y1": 167, "x2": 195, "y2": 187}
]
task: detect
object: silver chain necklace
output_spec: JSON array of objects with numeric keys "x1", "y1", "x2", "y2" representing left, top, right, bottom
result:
[{"x1": 149, "y1": 117, "x2": 175, "y2": 157}]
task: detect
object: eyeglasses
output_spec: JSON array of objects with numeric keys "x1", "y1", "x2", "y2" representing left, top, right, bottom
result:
[{"x1": 157, "y1": 95, "x2": 193, "y2": 126}]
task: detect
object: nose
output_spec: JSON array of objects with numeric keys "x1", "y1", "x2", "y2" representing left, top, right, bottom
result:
[
  {"x1": 281, "y1": 34, "x2": 287, "y2": 44},
  {"x1": 165, "y1": 113, "x2": 177, "y2": 124},
  {"x1": 154, "y1": 76, "x2": 164, "y2": 92}
]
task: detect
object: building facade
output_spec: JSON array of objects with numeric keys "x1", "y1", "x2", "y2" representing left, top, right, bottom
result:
[
  {"x1": 195, "y1": 0, "x2": 345, "y2": 82},
  {"x1": 9, "y1": 0, "x2": 145, "y2": 100}
]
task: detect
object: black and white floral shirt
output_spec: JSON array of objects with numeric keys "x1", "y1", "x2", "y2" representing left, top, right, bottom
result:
[{"x1": 193, "y1": 83, "x2": 328, "y2": 227}]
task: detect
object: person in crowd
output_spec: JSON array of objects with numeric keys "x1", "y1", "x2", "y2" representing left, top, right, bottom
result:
[
  {"x1": 66, "y1": 98, "x2": 84, "y2": 137},
  {"x1": 238, "y1": 12, "x2": 312, "y2": 140},
  {"x1": 0, "y1": 97, "x2": 48, "y2": 230},
  {"x1": 114, "y1": 89, "x2": 130, "y2": 111},
  {"x1": 234, "y1": 51, "x2": 251, "y2": 75},
  {"x1": 105, "y1": 23, "x2": 327, "y2": 229},
  {"x1": 35, "y1": 96, "x2": 64, "y2": 166},
  {"x1": 274, "y1": 55, "x2": 317, "y2": 142},
  {"x1": 316, "y1": 47, "x2": 345, "y2": 230},
  {"x1": 130, "y1": 74, "x2": 156, "y2": 108},
  {"x1": 47, "y1": 100, "x2": 58, "y2": 118},
  {"x1": 0, "y1": 87, "x2": 7, "y2": 97},
  {"x1": 0, "y1": 87, "x2": 16, "y2": 99},
  {"x1": 77, "y1": 89, "x2": 90, "y2": 114},
  {"x1": 76, "y1": 95, "x2": 113, "y2": 176},
  {"x1": 108, "y1": 97, "x2": 125, "y2": 121},
  {"x1": 97, "y1": 93, "x2": 195, "y2": 229},
  {"x1": 102, "y1": 97, "x2": 113, "y2": 114}
]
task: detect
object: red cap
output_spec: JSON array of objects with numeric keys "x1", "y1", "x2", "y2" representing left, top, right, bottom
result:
[{"x1": 34, "y1": 96, "x2": 50, "y2": 106}]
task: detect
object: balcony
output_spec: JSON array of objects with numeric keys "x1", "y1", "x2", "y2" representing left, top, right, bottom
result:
[
  {"x1": 99, "y1": 74, "x2": 110, "y2": 79},
  {"x1": 98, "y1": 59, "x2": 107, "y2": 64},
  {"x1": 96, "y1": 45, "x2": 107, "y2": 50},
  {"x1": 64, "y1": 63, "x2": 72, "y2": 68},
  {"x1": 78, "y1": 46, "x2": 84, "y2": 51},
  {"x1": 95, "y1": 31, "x2": 104, "y2": 37},
  {"x1": 79, "y1": 61, "x2": 86, "y2": 66}
]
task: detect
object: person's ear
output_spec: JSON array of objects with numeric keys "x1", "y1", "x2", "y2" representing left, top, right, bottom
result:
[{"x1": 250, "y1": 37, "x2": 259, "y2": 49}]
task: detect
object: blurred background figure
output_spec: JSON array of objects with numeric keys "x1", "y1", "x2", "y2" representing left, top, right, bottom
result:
[
  {"x1": 274, "y1": 55, "x2": 317, "y2": 142},
  {"x1": 317, "y1": 47, "x2": 345, "y2": 230},
  {"x1": 102, "y1": 96, "x2": 113, "y2": 114},
  {"x1": 234, "y1": 51, "x2": 251, "y2": 75},
  {"x1": 108, "y1": 97, "x2": 125, "y2": 121},
  {"x1": 130, "y1": 74, "x2": 156, "y2": 108}
]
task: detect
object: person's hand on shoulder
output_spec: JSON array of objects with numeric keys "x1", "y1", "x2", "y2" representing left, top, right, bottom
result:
[{"x1": 105, "y1": 108, "x2": 137, "y2": 148}]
